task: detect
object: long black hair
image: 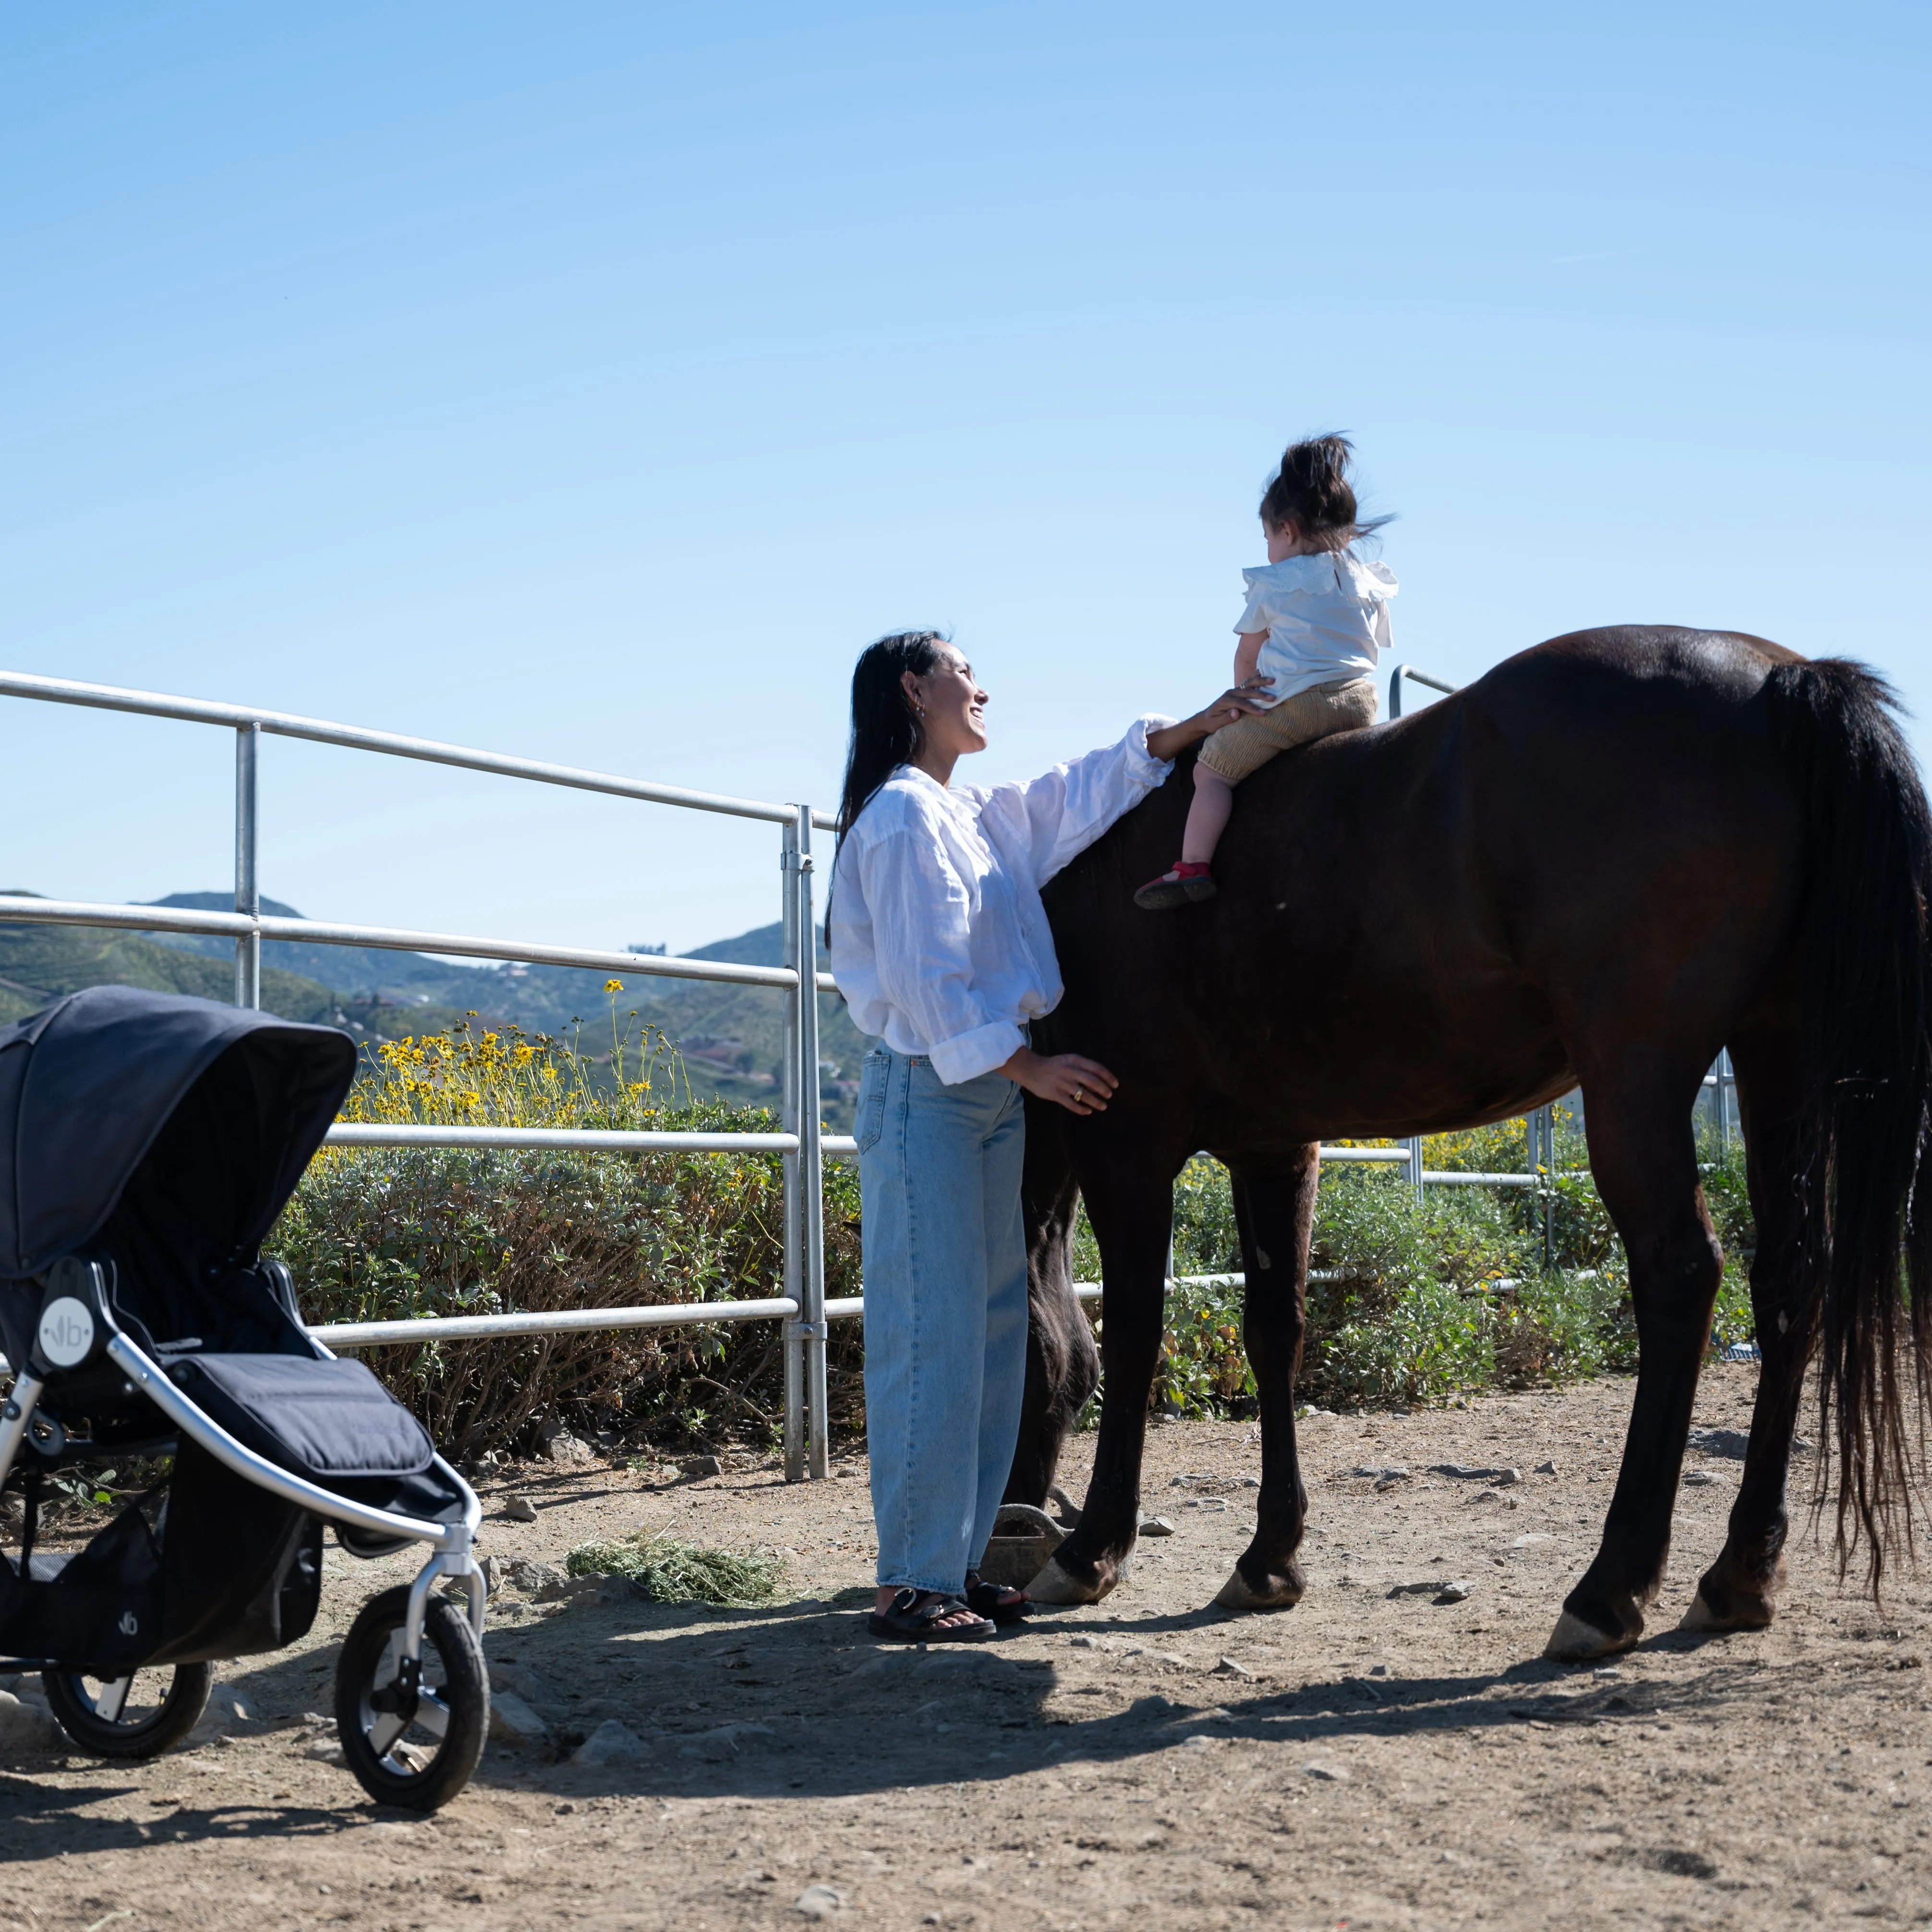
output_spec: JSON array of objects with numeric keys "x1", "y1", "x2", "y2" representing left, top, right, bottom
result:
[{"x1": 825, "y1": 629, "x2": 946, "y2": 942}]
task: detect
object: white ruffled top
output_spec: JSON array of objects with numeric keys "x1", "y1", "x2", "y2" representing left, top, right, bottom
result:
[{"x1": 1236, "y1": 551, "x2": 1397, "y2": 706}]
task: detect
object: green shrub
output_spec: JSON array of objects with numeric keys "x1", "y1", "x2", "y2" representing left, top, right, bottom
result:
[
  {"x1": 1320, "y1": 1271, "x2": 1495, "y2": 1406},
  {"x1": 275, "y1": 1008, "x2": 867, "y2": 1456},
  {"x1": 1081, "y1": 1105, "x2": 1753, "y2": 1418},
  {"x1": 277, "y1": 1014, "x2": 1760, "y2": 1444}
]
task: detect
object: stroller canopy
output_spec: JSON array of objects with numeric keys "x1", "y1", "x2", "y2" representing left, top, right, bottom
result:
[{"x1": 0, "y1": 985, "x2": 355, "y2": 1281}]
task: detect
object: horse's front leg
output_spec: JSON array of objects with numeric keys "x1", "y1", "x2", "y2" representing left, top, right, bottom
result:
[
  {"x1": 1214, "y1": 1147, "x2": 1319, "y2": 1611},
  {"x1": 1025, "y1": 1147, "x2": 1177, "y2": 1606}
]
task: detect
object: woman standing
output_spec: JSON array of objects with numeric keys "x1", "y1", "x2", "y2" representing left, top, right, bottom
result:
[{"x1": 828, "y1": 632, "x2": 1268, "y2": 1640}]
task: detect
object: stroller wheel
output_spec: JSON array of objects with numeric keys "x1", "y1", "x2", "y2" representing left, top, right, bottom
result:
[
  {"x1": 41, "y1": 1661, "x2": 214, "y2": 1759},
  {"x1": 335, "y1": 1585, "x2": 487, "y2": 1812}
]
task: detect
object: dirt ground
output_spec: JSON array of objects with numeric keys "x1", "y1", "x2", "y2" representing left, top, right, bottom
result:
[{"x1": 6, "y1": 1363, "x2": 1932, "y2": 1930}]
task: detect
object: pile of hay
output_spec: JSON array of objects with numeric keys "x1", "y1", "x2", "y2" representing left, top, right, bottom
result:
[{"x1": 566, "y1": 1532, "x2": 784, "y2": 1607}]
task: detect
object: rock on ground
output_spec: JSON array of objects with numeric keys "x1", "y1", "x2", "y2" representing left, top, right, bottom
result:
[
  {"x1": 573, "y1": 1719, "x2": 649, "y2": 1767},
  {"x1": 186, "y1": 1682, "x2": 254, "y2": 1745},
  {"x1": 489, "y1": 1689, "x2": 551, "y2": 1743},
  {"x1": 0, "y1": 1688, "x2": 62, "y2": 1751}
]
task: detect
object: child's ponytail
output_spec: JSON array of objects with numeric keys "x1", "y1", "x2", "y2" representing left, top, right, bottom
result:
[{"x1": 1259, "y1": 434, "x2": 1392, "y2": 548}]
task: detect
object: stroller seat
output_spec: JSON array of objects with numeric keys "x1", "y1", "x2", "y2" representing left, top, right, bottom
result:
[{"x1": 162, "y1": 1353, "x2": 434, "y2": 1484}]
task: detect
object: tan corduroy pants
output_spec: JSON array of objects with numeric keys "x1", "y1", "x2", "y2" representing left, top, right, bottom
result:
[{"x1": 1195, "y1": 674, "x2": 1378, "y2": 784}]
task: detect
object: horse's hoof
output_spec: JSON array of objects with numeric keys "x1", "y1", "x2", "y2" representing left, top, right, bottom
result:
[
  {"x1": 1677, "y1": 1590, "x2": 1723, "y2": 1632},
  {"x1": 1543, "y1": 1608, "x2": 1636, "y2": 1662},
  {"x1": 1212, "y1": 1567, "x2": 1304, "y2": 1613},
  {"x1": 1678, "y1": 1586, "x2": 1773, "y2": 1633},
  {"x1": 1023, "y1": 1555, "x2": 1114, "y2": 1606}
]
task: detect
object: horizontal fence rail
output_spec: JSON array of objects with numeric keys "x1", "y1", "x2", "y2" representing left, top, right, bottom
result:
[
  {"x1": 0, "y1": 669, "x2": 836, "y2": 831},
  {"x1": 325, "y1": 1124, "x2": 803, "y2": 1155},
  {"x1": 0, "y1": 895, "x2": 838, "y2": 994},
  {"x1": 314, "y1": 1297, "x2": 802, "y2": 1348}
]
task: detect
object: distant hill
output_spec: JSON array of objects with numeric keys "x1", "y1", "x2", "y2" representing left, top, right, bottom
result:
[
  {"x1": 143, "y1": 890, "x2": 639, "y2": 1038},
  {"x1": 660, "y1": 922, "x2": 869, "y2": 1119},
  {"x1": 2, "y1": 891, "x2": 868, "y2": 1127},
  {"x1": 0, "y1": 893, "x2": 342, "y2": 1028}
]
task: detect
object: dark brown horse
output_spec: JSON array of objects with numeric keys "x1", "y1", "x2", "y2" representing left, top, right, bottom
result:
[{"x1": 1007, "y1": 626, "x2": 1932, "y2": 1661}]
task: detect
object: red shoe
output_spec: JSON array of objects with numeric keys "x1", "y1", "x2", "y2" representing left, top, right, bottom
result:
[{"x1": 1134, "y1": 861, "x2": 1217, "y2": 910}]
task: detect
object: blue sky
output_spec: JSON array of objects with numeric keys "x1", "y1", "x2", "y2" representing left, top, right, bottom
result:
[{"x1": 6, "y1": 2, "x2": 1927, "y2": 953}]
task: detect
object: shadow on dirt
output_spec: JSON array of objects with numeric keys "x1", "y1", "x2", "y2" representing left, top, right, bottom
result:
[
  {"x1": 0, "y1": 1586, "x2": 1811, "y2": 1860},
  {"x1": 0, "y1": 1772, "x2": 374, "y2": 1858}
]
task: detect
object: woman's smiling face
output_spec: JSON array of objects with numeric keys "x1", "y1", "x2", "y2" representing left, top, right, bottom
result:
[{"x1": 903, "y1": 646, "x2": 989, "y2": 761}]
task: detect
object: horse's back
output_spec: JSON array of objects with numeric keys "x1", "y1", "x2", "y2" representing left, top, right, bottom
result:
[
  {"x1": 1354, "y1": 624, "x2": 1797, "y2": 796},
  {"x1": 1308, "y1": 627, "x2": 1804, "y2": 1066},
  {"x1": 1041, "y1": 627, "x2": 1810, "y2": 1143},
  {"x1": 1292, "y1": 624, "x2": 1801, "y2": 898}
]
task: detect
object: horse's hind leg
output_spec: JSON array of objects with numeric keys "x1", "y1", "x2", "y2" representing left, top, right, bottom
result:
[
  {"x1": 1213, "y1": 1148, "x2": 1319, "y2": 1612},
  {"x1": 1547, "y1": 1069, "x2": 1724, "y2": 1661},
  {"x1": 1683, "y1": 1007, "x2": 1812, "y2": 1632}
]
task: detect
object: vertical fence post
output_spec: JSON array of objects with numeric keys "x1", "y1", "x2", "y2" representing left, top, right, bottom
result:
[
  {"x1": 794, "y1": 806, "x2": 830, "y2": 1481},
  {"x1": 780, "y1": 818, "x2": 806, "y2": 1482},
  {"x1": 1533, "y1": 1103, "x2": 1554, "y2": 1270},
  {"x1": 1717, "y1": 1050, "x2": 1732, "y2": 1156},
  {"x1": 233, "y1": 723, "x2": 261, "y2": 1010},
  {"x1": 1405, "y1": 1134, "x2": 1424, "y2": 1200}
]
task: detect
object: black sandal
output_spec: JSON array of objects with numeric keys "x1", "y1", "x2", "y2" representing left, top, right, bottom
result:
[
  {"x1": 867, "y1": 1588, "x2": 997, "y2": 1643},
  {"x1": 964, "y1": 1574, "x2": 1031, "y2": 1625}
]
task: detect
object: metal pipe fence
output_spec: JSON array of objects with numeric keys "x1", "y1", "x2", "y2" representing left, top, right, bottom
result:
[
  {"x1": 2, "y1": 668, "x2": 840, "y2": 1481},
  {"x1": 4, "y1": 664, "x2": 1618, "y2": 1448},
  {"x1": 1387, "y1": 662, "x2": 1457, "y2": 719}
]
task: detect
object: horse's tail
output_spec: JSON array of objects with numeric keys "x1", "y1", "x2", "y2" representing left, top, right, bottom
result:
[{"x1": 1765, "y1": 658, "x2": 1932, "y2": 1587}]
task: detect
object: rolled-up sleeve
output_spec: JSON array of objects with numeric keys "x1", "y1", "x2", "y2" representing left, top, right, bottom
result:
[
  {"x1": 980, "y1": 716, "x2": 1176, "y2": 890},
  {"x1": 858, "y1": 825, "x2": 1025, "y2": 1085}
]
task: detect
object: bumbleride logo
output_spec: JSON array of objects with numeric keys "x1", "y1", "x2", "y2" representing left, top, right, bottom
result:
[
  {"x1": 36, "y1": 1296, "x2": 96, "y2": 1368},
  {"x1": 118, "y1": 1612, "x2": 139, "y2": 1636}
]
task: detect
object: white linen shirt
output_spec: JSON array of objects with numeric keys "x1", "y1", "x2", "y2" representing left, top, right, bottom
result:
[
  {"x1": 829, "y1": 719, "x2": 1175, "y2": 1084},
  {"x1": 1237, "y1": 550, "x2": 1397, "y2": 706}
]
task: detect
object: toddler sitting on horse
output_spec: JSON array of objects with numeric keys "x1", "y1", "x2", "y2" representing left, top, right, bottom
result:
[{"x1": 1136, "y1": 434, "x2": 1395, "y2": 908}]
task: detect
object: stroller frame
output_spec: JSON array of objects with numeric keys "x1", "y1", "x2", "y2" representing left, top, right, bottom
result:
[{"x1": 0, "y1": 1329, "x2": 485, "y2": 1678}]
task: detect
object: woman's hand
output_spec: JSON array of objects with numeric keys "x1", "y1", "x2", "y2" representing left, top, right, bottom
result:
[
  {"x1": 1147, "y1": 679, "x2": 1274, "y2": 761},
  {"x1": 997, "y1": 1046, "x2": 1119, "y2": 1116}
]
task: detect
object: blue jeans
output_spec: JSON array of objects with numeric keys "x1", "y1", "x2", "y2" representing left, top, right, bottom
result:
[{"x1": 855, "y1": 1047, "x2": 1028, "y2": 1594}]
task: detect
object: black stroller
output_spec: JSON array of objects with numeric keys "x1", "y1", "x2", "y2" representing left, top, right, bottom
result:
[{"x1": 0, "y1": 986, "x2": 488, "y2": 1811}]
